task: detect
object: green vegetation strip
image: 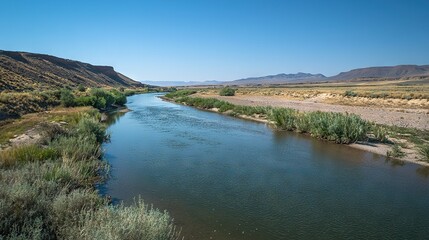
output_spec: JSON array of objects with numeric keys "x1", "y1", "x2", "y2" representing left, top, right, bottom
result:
[
  {"x1": 0, "y1": 110, "x2": 180, "y2": 239},
  {"x1": 0, "y1": 86, "x2": 151, "y2": 120}
]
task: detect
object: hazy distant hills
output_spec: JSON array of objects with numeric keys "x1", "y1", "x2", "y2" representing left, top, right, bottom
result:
[
  {"x1": 229, "y1": 72, "x2": 327, "y2": 85},
  {"x1": 143, "y1": 80, "x2": 222, "y2": 87},
  {"x1": 228, "y1": 65, "x2": 429, "y2": 86},
  {"x1": 143, "y1": 65, "x2": 429, "y2": 87},
  {"x1": 0, "y1": 50, "x2": 144, "y2": 91},
  {"x1": 328, "y1": 65, "x2": 429, "y2": 81}
]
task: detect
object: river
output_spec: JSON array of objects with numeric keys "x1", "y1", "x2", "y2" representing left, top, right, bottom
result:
[{"x1": 102, "y1": 93, "x2": 429, "y2": 240}]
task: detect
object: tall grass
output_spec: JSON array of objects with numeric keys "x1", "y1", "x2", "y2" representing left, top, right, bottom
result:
[
  {"x1": 0, "y1": 114, "x2": 180, "y2": 239},
  {"x1": 418, "y1": 144, "x2": 429, "y2": 162},
  {"x1": 270, "y1": 109, "x2": 369, "y2": 143},
  {"x1": 73, "y1": 198, "x2": 181, "y2": 240},
  {"x1": 387, "y1": 144, "x2": 405, "y2": 159},
  {"x1": 0, "y1": 145, "x2": 58, "y2": 167}
]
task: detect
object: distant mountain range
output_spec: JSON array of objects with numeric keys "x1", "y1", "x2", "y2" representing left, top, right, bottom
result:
[
  {"x1": 142, "y1": 65, "x2": 429, "y2": 86},
  {"x1": 230, "y1": 72, "x2": 327, "y2": 85},
  {"x1": 328, "y1": 65, "x2": 429, "y2": 81},
  {"x1": 1, "y1": 50, "x2": 427, "y2": 89},
  {"x1": 143, "y1": 80, "x2": 222, "y2": 87},
  {"x1": 0, "y1": 50, "x2": 145, "y2": 91}
]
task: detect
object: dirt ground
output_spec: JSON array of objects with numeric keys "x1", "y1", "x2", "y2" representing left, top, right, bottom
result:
[{"x1": 197, "y1": 94, "x2": 429, "y2": 130}]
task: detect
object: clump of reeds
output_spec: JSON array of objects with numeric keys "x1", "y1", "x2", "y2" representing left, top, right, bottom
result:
[{"x1": 418, "y1": 144, "x2": 429, "y2": 162}]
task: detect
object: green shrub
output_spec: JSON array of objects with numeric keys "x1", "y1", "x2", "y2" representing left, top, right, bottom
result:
[
  {"x1": 418, "y1": 144, "x2": 429, "y2": 162},
  {"x1": 51, "y1": 135, "x2": 101, "y2": 163},
  {"x1": 77, "y1": 84, "x2": 86, "y2": 92},
  {"x1": 344, "y1": 90, "x2": 358, "y2": 97},
  {"x1": 233, "y1": 106, "x2": 271, "y2": 116},
  {"x1": 294, "y1": 113, "x2": 311, "y2": 133},
  {"x1": 110, "y1": 89, "x2": 127, "y2": 106},
  {"x1": 269, "y1": 109, "x2": 369, "y2": 143},
  {"x1": 0, "y1": 145, "x2": 58, "y2": 167},
  {"x1": 219, "y1": 87, "x2": 236, "y2": 96},
  {"x1": 218, "y1": 102, "x2": 234, "y2": 112},
  {"x1": 72, "y1": 198, "x2": 180, "y2": 240},
  {"x1": 387, "y1": 144, "x2": 405, "y2": 159},
  {"x1": 309, "y1": 112, "x2": 369, "y2": 143},
  {"x1": 372, "y1": 125, "x2": 389, "y2": 143},
  {"x1": 60, "y1": 89, "x2": 76, "y2": 107},
  {"x1": 76, "y1": 117, "x2": 107, "y2": 143},
  {"x1": 0, "y1": 180, "x2": 50, "y2": 239},
  {"x1": 90, "y1": 88, "x2": 115, "y2": 109},
  {"x1": 75, "y1": 95, "x2": 96, "y2": 107},
  {"x1": 270, "y1": 108, "x2": 298, "y2": 131},
  {"x1": 93, "y1": 96, "x2": 107, "y2": 109},
  {"x1": 51, "y1": 189, "x2": 105, "y2": 237}
]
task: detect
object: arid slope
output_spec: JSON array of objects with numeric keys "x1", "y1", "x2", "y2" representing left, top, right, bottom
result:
[{"x1": 0, "y1": 50, "x2": 144, "y2": 91}]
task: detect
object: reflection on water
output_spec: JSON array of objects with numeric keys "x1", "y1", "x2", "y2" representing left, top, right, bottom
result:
[
  {"x1": 103, "y1": 93, "x2": 429, "y2": 240},
  {"x1": 103, "y1": 110, "x2": 126, "y2": 126},
  {"x1": 417, "y1": 166, "x2": 429, "y2": 178}
]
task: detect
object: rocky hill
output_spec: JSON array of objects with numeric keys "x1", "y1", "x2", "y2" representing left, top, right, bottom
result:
[{"x1": 0, "y1": 50, "x2": 144, "y2": 91}]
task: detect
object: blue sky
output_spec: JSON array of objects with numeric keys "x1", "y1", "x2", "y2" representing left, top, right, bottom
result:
[{"x1": 1, "y1": 0, "x2": 428, "y2": 81}]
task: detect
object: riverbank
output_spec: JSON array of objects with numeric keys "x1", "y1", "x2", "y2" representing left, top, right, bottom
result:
[
  {"x1": 161, "y1": 93, "x2": 429, "y2": 167},
  {"x1": 0, "y1": 105, "x2": 180, "y2": 239}
]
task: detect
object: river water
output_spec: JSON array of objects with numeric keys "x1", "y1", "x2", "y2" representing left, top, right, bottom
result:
[{"x1": 102, "y1": 93, "x2": 429, "y2": 240}]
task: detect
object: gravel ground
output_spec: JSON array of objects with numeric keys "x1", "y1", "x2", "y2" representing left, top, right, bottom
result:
[{"x1": 199, "y1": 95, "x2": 429, "y2": 130}]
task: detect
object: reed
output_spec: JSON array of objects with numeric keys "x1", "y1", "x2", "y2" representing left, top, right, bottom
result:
[{"x1": 418, "y1": 144, "x2": 429, "y2": 162}]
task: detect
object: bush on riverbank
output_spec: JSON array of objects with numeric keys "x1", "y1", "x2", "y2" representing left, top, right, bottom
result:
[
  {"x1": 0, "y1": 87, "x2": 132, "y2": 120},
  {"x1": 219, "y1": 87, "x2": 236, "y2": 96},
  {"x1": 418, "y1": 144, "x2": 429, "y2": 162},
  {"x1": 74, "y1": 88, "x2": 127, "y2": 110},
  {"x1": 271, "y1": 108, "x2": 369, "y2": 143},
  {"x1": 0, "y1": 111, "x2": 180, "y2": 239},
  {"x1": 71, "y1": 198, "x2": 180, "y2": 240}
]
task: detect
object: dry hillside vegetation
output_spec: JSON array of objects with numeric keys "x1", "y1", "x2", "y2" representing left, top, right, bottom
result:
[{"x1": 0, "y1": 50, "x2": 144, "y2": 91}]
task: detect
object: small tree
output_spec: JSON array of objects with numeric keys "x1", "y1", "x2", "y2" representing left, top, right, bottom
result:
[
  {"x1": 60, "y1": 89, "x2": 75, "y2": 107},
  {"x1": 219, "y1": 87, "x2": 235, "y2": 96},
  {"x1": 77, "y1": 84, "x2": 86, "y2": 92}
]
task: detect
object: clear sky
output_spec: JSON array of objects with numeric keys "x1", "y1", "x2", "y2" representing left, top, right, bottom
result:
[{"x1": 1, "y1": 0, "x2": 428, "y2": 81}]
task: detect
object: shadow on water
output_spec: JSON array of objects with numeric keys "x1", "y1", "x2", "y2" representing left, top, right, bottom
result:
[
  {"x1": 101, "y1": 93, "x2": 429, "y2": 240},
  {"x1": 416, "y1": 166, "x2": 429, "y2": 178},
  {"x1": 104, "y1": 110, "x2": 127, "y2": 126}
]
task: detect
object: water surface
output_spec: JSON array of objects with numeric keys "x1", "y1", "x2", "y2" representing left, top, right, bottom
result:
[{"x1": 103, "y1": 93, "x2": 429, "y2": 240}]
